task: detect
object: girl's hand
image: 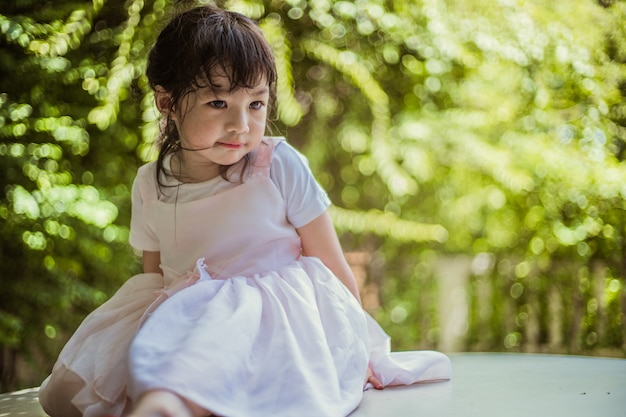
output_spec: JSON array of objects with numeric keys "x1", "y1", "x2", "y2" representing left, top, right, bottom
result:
[{"x1": 366, "y1": 365, "x2": 384, "y2": 390}]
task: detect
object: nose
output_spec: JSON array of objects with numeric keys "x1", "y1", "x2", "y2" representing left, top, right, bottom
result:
[{"x1": 225, "y1": 108, "x2": 249, "y2": 134}]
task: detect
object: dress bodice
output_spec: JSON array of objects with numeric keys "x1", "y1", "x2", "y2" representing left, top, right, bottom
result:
[{"x1": 140, "y1": 140, "x2": 301, "y2": 282}]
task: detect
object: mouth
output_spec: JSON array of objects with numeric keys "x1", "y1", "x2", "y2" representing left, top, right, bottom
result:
[{"x1": 216, "y1": 142, "x2": 245, "y2": 149}]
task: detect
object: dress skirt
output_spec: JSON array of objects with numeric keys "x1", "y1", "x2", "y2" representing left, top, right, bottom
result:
[{"x1": 40, "y1": 258, "x2": 451, "y2": 417}]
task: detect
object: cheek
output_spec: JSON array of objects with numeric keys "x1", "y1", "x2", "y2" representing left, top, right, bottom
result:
[
  {"x1": 252, "y1": 120, "x2": 267, "y2": 133},
  {"x1": 252, "y1": 111, "x2": 268, "y2": 127},
  {"x1": 178, "y1": 117, "x2": 210, "y2": 142}
]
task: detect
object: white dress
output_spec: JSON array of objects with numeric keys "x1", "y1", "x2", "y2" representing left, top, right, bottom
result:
[{"x1": 41, "y1": 138, "x2": 451, "y2": 417}]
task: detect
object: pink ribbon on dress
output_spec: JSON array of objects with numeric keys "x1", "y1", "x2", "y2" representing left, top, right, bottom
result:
[{"x1": 139, "y1": 258, "x2": 212, "y2": 327}]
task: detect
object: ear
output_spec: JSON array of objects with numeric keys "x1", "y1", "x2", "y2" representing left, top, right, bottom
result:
[{"x1": 154, "y1": 86, "x2": 174, "y2": 118}]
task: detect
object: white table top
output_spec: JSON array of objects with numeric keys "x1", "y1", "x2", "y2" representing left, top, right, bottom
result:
[
  {"x1": 1, "y1": 353, "x2": 624, "y2": 416},
  {"x1": 350, "y1": 353, "x2": 626, "y2": 417}
]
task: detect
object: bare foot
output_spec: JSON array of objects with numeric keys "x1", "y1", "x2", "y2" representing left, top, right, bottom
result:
[{"x1": 129, "y1": 390, "x2": 212, "y2": 417}]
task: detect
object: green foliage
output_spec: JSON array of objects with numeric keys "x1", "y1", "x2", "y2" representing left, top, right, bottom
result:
[{"x1": 1, "y1": 0, "x2": 625, "y2": 390}]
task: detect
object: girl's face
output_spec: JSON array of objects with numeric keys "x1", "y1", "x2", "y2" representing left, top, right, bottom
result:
[{"x1": 167, "y1": 74, "x2": 269, "y2": 180}]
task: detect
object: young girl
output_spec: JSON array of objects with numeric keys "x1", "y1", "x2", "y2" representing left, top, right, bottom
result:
[{"x1": 38, "y1": 5, "x2": 450, "y2": 417}]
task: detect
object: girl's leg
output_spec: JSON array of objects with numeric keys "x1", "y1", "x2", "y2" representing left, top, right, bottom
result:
[
  {"x1": 129, "y1": 389, "x2": 213, "y2": 417},
  {"x1": 38, "y1": 365, "x2": 83, "y2": 417}
]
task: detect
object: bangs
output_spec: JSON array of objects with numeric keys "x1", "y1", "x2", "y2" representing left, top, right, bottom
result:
[{"x1": 194, "y1": 13, "x2": 276, "y2": 92}]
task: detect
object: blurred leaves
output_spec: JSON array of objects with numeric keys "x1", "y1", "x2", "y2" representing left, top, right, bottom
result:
[{"x1": 1, "y1": 0, "x2": 625, "y2": 389}]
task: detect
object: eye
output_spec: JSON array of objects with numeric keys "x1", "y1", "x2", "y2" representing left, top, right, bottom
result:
[
  {"x1": 208, "y1": 100, "x2": 226, "y2": 109},
  {"x1": 250, "y1": 101, "x2": 265, "y2": 110}
]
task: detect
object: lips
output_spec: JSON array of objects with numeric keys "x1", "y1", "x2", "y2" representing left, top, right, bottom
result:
[{"x1": 216, "y1": 142, "x2": 244, "y2": 149}]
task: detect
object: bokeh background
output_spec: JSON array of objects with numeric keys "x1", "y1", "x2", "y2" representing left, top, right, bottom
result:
[{"x1": 1, "y1": 0, "x2": 625, "y2": 391}]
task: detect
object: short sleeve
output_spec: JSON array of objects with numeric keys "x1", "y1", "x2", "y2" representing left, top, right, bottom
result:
[
  {"x1": 129, "y1": 163, "x2": 160, "y2": 252},
  {"x1": 270, "y1": 140, "x2": 331, "y2": 228}
]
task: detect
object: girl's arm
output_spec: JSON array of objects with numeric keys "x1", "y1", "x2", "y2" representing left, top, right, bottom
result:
[
  {"x1": 296, "y1": 211, "x2": 361, "y2": 303},
  {"x1": 143, "y1": 250, "x2": 162, "y2": 274}
]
